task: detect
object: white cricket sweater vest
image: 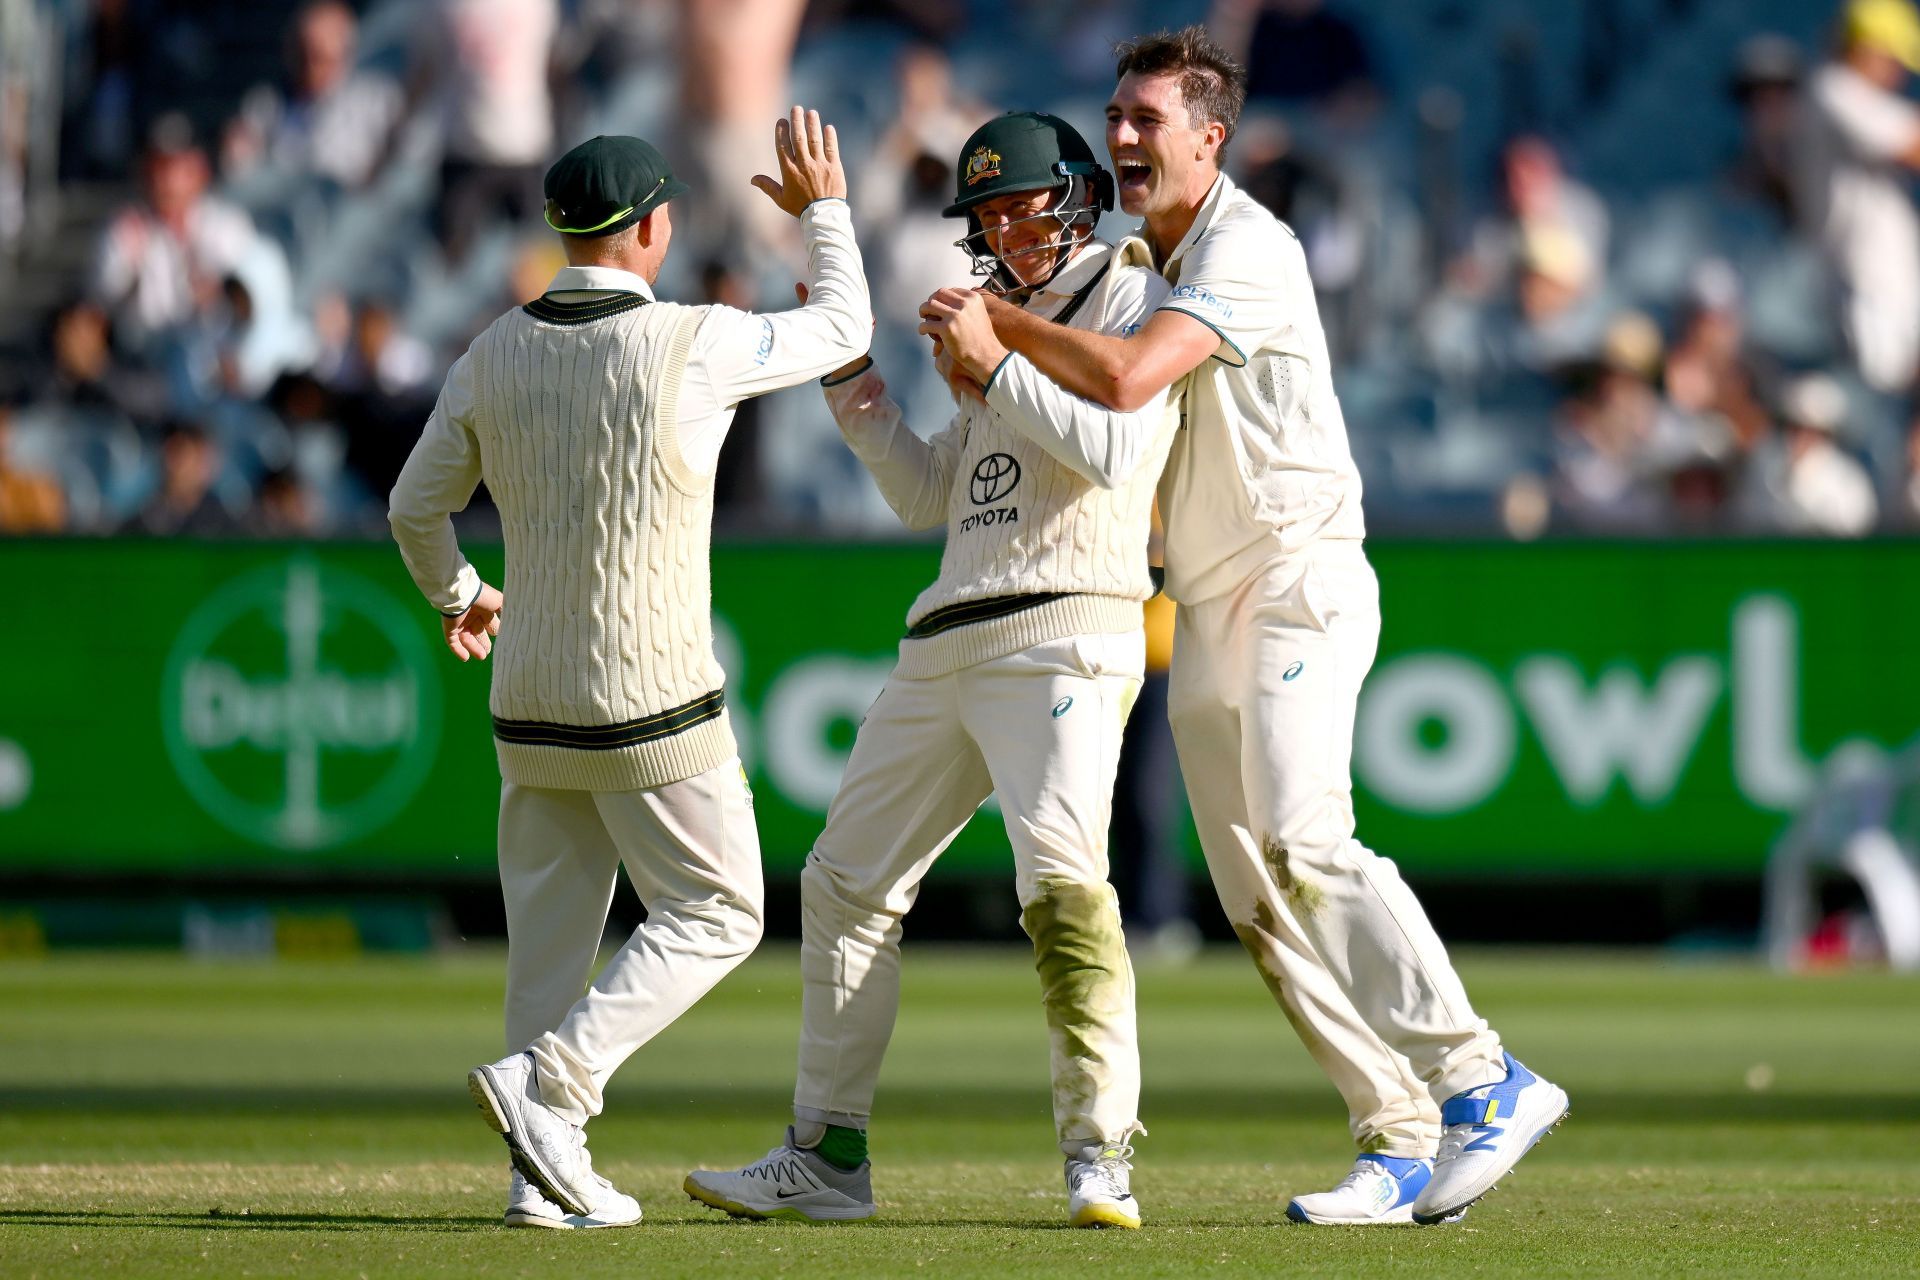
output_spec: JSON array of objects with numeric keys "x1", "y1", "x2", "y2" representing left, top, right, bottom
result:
[
  {"x1": 895, "y1": 246, "x2": 1177, "y2": 679},
  {"x1": 466, "y1": 292, "x2": 734, "y2": 791}
]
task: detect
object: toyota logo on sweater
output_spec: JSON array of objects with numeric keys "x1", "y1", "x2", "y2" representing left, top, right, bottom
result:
[{"x1": 969, "y1": 453, "x2": 1021, "y2": 505}]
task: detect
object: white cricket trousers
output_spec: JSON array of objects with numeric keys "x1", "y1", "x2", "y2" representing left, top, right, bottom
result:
[
  {"x1": 793, "y1": 631, "x2": 1145, "y2": 1156},
  {"x1": 498, "y1": 758, "x2": 764, "y2": 1125},
  {"x1": 1167, "y1": 541, "x2": 1506, "y2": 1158}
]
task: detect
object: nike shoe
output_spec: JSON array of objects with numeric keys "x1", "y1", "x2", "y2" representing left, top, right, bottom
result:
[
  {"x1": 468, "y1": 1051, "x2": 607, "y2": 1217},
  {"x1": 504, "y1": 1169, "x2": 642, "y2": 1229},
  {"x1": 1412, "y1": 1053, "x2": 1569, "y2": 1224},
  {"x1": 1066, "y1": 1142, "x2": 1141, "y2": 1229},
  {"x1": 1285, "y1": 1155, "x2": 1436, "y2": 1225},
  {"x1": 684, "y1": 1128, "x2": 876, "y2": 1221}
]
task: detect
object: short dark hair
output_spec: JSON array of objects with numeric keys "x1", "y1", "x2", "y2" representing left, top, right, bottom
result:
[{"x1": 1113, "y1": 25, "x2": 1247, "y2": 157}]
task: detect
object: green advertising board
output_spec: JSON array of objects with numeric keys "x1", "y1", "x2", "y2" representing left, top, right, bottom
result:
[{"x1": 2, "y1": 538, "x2": 1915, "y2": 879}]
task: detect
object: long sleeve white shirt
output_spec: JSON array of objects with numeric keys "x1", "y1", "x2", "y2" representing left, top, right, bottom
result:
[{"x1": 389, "y1": 197, "x2": 871, "y2": 614}]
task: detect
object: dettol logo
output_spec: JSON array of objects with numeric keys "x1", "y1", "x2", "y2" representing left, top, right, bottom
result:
[{"x1": 161, "y1": 558, "x2": 439, "y2": 850}]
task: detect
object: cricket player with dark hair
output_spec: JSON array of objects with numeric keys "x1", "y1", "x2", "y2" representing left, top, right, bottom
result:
[
  {"x1": 924, "y1": 28, "x2": 1568, "y2": 1226},
  {"x1": 387, "y1": 109, "x2": 870, "y2": 1228},
  {"x1": 685, "y1": 111, "x2": 1180, "y2": 1230}
]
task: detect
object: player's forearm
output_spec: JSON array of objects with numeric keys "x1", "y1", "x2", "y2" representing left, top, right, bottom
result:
[
  {"x1": 990, "y1": 304, "x2": 1141, "y2": 410},
  {"x1": 824, "y1": 370, "x2": 949, "y2": 531},
  {"x1": 790, "y1": 198, "x2": 874, "y2": 371},
  {"x1": 387, "y1": 503, "x2": 481, "y2": 614},
  {"x1": 984, "y1": 353, "x2": 1162, "y2": 490},
  {"x1": 387, "y1": 389, "x2": 484, "y2": 612},
  {"x1": 720, "y1": 199, "x2": 874, "y2": 397}
]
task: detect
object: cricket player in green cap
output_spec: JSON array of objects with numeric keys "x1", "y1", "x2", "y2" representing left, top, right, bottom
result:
[
  {"x1": 686, "y1": 110, "x2": 1179, "y2": 1231},
  {"x1": 387, "y1": 108, "x2": 871, "y2": 1228}
]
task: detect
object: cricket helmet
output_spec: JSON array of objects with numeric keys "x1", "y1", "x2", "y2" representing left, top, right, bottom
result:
[{"x1": 943, "y1": 112, "x2": 1114, "y2": 294}]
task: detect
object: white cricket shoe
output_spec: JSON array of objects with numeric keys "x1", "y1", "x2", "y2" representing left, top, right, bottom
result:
[
  {"x1": 1066, "y1": 1142, "x2": 1141, "y2": 1229},
  {"x1": 504, "y1": 1169, "x2": 642, "y2": 1229},
  {"x1": 468, "y1": 1051, "x2": 607, "y2": 1217},
  {"x1": 1413, "y1": 1053, "x2": 1569, "y2": 1224},
  {"x1": 1286, "y1": 1155, "x2": 1436, "y2": 1225},
  {"x1": 684, "y1": 1128, "x2": 876, "y2": 1221}
]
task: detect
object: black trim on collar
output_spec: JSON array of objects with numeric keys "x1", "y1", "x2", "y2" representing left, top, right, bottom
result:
[{"x1": 521, "y1": 293, "x2": 653, "y2": 325}]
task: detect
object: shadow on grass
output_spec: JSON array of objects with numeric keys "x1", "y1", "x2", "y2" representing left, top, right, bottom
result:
[
  {"x1": 0, "y1": 1209, "x2": 497, "y2": 1232},
  {"x1": 1, "y1": 1085, "x2": 1914, "y2": 1125}
]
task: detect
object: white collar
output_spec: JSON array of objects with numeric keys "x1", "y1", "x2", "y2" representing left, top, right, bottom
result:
[
  {"x1": 544, "y1": 265, "x2": 656, "y2": 298},
  {"x1": 1158, "y1": 172, "x2": 1232, "y2": 278}
]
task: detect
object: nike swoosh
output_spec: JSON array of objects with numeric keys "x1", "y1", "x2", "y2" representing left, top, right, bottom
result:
[{"x1": 775, "y1": 1188, "x2": 810, "y2": 1199}]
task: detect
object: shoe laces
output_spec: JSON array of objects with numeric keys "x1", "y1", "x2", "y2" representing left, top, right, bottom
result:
[{"x1": 1070, "y1": 1144, "x2": 1134, "y2": 1196}]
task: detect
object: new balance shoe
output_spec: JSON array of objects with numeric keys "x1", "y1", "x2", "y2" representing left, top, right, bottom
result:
[
  {"x1": 1285, "y1": 1155, "x2": 1435, "y2": 1225},
  {"x1": 468, "y1": 1051, "x2": 605, "y2": 1217},
  {"x1": 1066, "y1": 1142, "x2": 1141, "y2": 1229},
  {"x1": 504, "y1": 1169, "x2": 642, "y2": 1229},
  {"x1": 684, "y1": 1128, "x2": 876, "y2": 1221},
  {"x1": 1413, "y1": 1053, "x2": 1569, "y2": 1224}
]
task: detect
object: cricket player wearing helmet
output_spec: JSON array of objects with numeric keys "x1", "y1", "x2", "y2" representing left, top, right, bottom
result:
[
  {"x1": 926, "y1": 29, "x2": 1568, "y2": 1226},
  {"x1": 387, "y1": 111, "x2": 870, "y2": 1227},
  {"x1": 685, "y1": 111, "x2": 1180, "y2": 1230}
]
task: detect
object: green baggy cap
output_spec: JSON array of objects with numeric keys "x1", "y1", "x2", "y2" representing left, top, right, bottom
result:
[
  {"x1": 543, "y1": 135, "x2": 689, "y2": 237},
  {"x1": 942, "y1": 111, "x2": 1101, "y2": 218}
]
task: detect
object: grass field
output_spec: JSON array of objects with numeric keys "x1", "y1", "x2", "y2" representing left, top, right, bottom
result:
[{"x1": 2, "y1": 947, "x2": 1917, "y2": 1278}]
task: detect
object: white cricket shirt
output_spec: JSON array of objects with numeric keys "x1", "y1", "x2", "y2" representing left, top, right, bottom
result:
[{"x1": 1152, "y1": 173, "x2": 1367, "y2": 604}]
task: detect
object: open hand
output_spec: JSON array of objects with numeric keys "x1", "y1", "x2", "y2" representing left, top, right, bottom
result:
[{"x1": 751, "y1": 106, "x2": 847, "y2": 217}]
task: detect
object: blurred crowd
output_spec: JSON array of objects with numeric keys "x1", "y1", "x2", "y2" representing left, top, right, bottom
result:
[{"x1": 4, "y1": 0, "x2": 1920, "y2": 538}]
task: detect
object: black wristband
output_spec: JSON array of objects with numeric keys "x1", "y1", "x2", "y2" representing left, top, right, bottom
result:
[{"x1": 821, "y1": 355, "x2": 875, "y2": 387}]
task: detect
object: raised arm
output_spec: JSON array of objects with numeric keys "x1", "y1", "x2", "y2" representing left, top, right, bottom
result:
[{"x1": 700, "y1": 107, "x2": 874, "y2": 404}]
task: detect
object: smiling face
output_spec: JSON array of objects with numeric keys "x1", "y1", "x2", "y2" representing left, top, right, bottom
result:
[
  {"x1": 972, "y1": 185, "x2": 1079, "y2": 289},
  {"x1": 1106, "y1": 71, "x2": 1222, "y2": 224}
]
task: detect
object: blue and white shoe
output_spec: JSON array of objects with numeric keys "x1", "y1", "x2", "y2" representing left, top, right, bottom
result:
[
  {"x1": 1412, "y1": 1053, "x2": 1568, "y2": 1224},
  {"x1": 1286, "y1": 1155, "x2": 1435, "y2": 1225}
]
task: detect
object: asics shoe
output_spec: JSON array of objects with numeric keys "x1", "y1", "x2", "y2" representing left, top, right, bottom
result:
[
  {"x1": 504, "y1": 1169, "x2": 641, "y2": 1229},
  {"x1": 1066, "y1": 1142, "x2": 1141, "y2": 1229},
  {"x1": 1413, "y1": 1053, "x2": 1568, "y2": 1224},
  {"x1": 468, "y1": 1051, "x2": 605, "y2": 1217},
  {"x1": 684, "y1": 1127, "x2": 876, "y2": 1221}
]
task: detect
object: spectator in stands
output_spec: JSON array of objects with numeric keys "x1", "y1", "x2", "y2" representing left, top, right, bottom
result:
[
  {"x1": 1461, "y1": 222, "x2": 1611, "y2": 385},
  {"x1": 0, "y1": 399, "x2": 65, "y2": 534},
  {"x1": 129, "y1": 421, "x2": 239, "y2": 536},
  {"x1": 1740, "y1": 373, "x2": 1880, "y2": 535},
  {"x1": 1793, "y1": 0, "x2": 1920, "y2": 394},
  {"x1": 1553, "y1": 314, "x2": 1715, "y2": 531},
  {"x1": 408, "y1": 0, "x2": 560, "y2": 262},
  {"x1": 679, "y1": 0, "x2": 807, "y2": 267},
  {"x1": 1455, "y1": 135, "x2": 1610, "y2": 302},
  {"x1": 1727, "y1": 33, "x2": 1805, "y2": 223},
  {"x1": 225, "y1": 0, "x2": 404, "y2": 190},
  {"x1": 0, "y1": 0, "x2": 35, "y2": 256},
  {"x1": 89, "y1": 115, "x2": 263, "y2": 349},
  {"x1": 1903, "y1": 415, "x2": 1920, "y2": 525},
  {"x1": 1662, "y1": 261, "x2": 1774, "y2": 454},
  {"x1": 38, "y1": 301, "x2": 166, "y2": 429},
  {"x1": 247, "y1": 466, "x2": 321, "y2": 537},
  {"x1": 1211, "y1": 0, "x2": 1379, "y2": 114}
]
